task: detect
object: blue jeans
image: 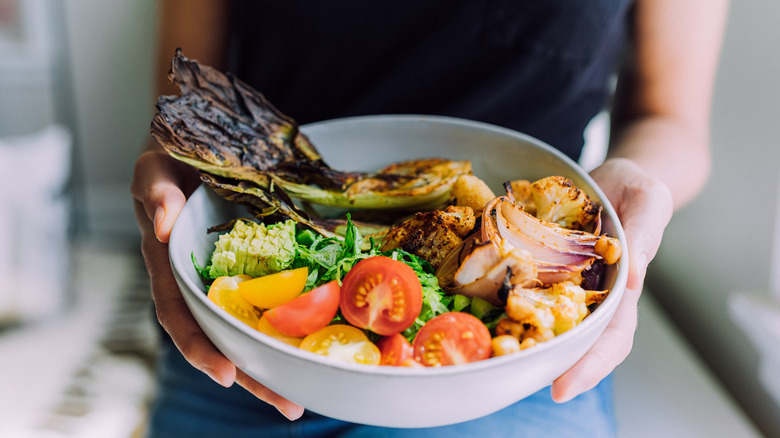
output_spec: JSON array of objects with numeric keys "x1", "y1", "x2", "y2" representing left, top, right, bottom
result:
[{"x1": 145, "y1": 334, "x2": 616, "y2": 438}]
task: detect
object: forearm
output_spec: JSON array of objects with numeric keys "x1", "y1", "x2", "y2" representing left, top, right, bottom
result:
[
  {"x1": 606, "y1": 0, "x2": 727, "y2": 211},
  {"x1": 608, "y1": 114, "x2": 711, "y2": 211},
  {"x1": 145, "y1": 0, "x2": 232, "y2": 153}
]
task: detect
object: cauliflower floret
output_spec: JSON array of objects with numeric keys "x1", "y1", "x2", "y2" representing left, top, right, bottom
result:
[
  {"x1": 451, "y1": 174, "x2": 496, "y2": 213},
  {"x1": 508, "y1": 179, "x2": 536, "y2": 214},
  {"x1": 548, "y1": 281, "x2": 589, "y2": 334},
  {"x1": 505, "y1": 281, "x2": 589, "y2": 337},
  {"x1": 530, "y1": 176, "x2": 598, "y2": 230},
  {"x1": 504, "y1": 288, "x2": 556, "y2": 341}
]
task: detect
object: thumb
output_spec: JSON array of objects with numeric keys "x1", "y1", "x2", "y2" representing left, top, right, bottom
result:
[{"x1": 149, "y1": 184, "x2": 187, "y2": 243}]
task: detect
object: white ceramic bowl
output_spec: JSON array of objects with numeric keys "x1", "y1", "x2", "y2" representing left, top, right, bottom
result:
[{"x1": 169, "y1": 115, "x2": 628, "y2": 428}]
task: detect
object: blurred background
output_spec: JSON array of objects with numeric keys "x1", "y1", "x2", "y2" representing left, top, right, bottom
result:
[{"x1": 0, "y1": 0, "x2": 777, "y2": 437}]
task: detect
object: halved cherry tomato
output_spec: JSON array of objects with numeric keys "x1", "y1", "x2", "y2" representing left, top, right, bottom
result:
[
  {"x1": 376, "y1": 333, "x2": 415, "y2": 366},
  {"x1": 300, "y1": 324, "x2": 381, "y2": 365},
  {"x1": 265, "y1": 280, "x2": 340, "y2": 337},
  {"x1": 238, "y1": 267, "x2": 308, "y2": 309},
  {"x1": 207, "y1": 275, "x2": 260, "y2": 328},
  {"x1": 412, "y1": 312, "x2": 492, "y2": 366},
  {"x1": 257, "y1": 315, "x2": 303, "y2": 347},
  {"x1": 340, "y1": 256, "x2": 423, "y2": 336}
]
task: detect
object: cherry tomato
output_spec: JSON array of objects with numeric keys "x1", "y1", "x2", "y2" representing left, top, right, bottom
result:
[
  {"x1": 412, "y1": 312, "x2": 492, "y2": 366},
  {"x1": 257, "y1": 315, "x2": 303, "y2": 347},
  {"x1": 376, "y1": 333, "x2": 415, "y2": 366},
  {"x1": 300, "y1": 324, "x2": 381, "y2": 365},
  {"x1": 340, "y1": 256, "x2": 423, "y2": 336},
  {"x1": 238, "y1": 267, "x2": 308, "y2": 309},
  {"x1": 265, "y1": 280, "x2": 340, "y2": 337},
  {"x1": 207, "y1": 275, "x2": 260, "y2": 328}
]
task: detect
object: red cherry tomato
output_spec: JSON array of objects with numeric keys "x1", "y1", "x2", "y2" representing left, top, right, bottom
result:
[
  {"x1": 412, "y1": 312, "x2": 492, "y2": 366},
  {"x1": 376, "y1": 333, "x2": 414, "y2": 366},
  {"x1": 340, "y1": 256, "x2": 423, "y2": 336},
  {"x1": 265, "y1": 280, "x2": 340, "y2": 337},
  {"x1": 256, "y1": 315, "x2": 303, "y2": 348}
]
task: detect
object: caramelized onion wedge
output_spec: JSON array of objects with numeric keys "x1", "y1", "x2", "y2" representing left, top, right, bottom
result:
[
  {"x1": 484, "y1": 193, "x2": 620, "y2": 286},
  {"x1": 452, "y1": 239, "x2": 502, "y2": 286},
  {"x1": 450, "y1": 247, "x2": 538, "y2": 306},
  {"x1": 496, "y1": 202, "x2": 596, "y2": 268},
  {"x1": 438, "y1": 181, "x2": 621, "y2": 304},
  {"x1": 498, "y1": 199, "x2": 601, "y2": 255}
]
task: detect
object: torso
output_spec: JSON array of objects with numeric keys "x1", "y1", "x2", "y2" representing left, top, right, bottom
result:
[{"x1": 229, "y1": 0, "x2": 634, "y2": 160}]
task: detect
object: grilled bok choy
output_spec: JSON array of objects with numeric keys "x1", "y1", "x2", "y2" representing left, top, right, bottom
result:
[{"x1": 150, "y1": 50, "x2": 471, "y2": 232}]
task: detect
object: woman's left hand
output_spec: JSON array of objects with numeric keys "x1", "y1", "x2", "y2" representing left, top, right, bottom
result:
[{"x1": 550, "y1": 157, "x2": 674, "y2": 402}]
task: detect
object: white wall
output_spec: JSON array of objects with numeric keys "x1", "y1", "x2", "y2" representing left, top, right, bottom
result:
[
  {"x1": 647, "y1": 1, "x2": 780, "y2": 436},
  {"x1": 62, "y1": 0, "x2": 156, "y2": 239},
  {"x1": 0, "y1": 0, "x2": 60, "y2": 135}
]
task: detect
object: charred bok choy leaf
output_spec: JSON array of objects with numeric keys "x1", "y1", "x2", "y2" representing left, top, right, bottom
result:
[{"x1": 150, "y1": 50, "x2": 472, "y2": 234}]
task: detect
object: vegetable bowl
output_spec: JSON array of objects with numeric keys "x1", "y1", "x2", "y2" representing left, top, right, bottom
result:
[{"x1": 168, "y1": 115, "x2": 628, "y2": 428}]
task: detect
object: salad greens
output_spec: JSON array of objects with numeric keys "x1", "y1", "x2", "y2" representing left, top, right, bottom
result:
[
  {"x1": 290, "y1": 217, "x2": 453, "y2": 340},
  {"x1": 292, "y1": 215, "x2": 375, "y2": 291},
  {"x1": 194, "y1": 216, "x2": 504, "y2": 340}
]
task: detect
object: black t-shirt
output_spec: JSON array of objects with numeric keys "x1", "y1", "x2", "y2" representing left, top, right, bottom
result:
[{"x1": 228, "y1": 0, "x2": 633, "y2": 161}]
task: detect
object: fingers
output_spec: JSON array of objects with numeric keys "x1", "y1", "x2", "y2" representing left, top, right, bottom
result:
[
  {"x1": 550, "y1": 287, "x2": 640, "y2": 402},
  {"x1": 550, "y1": 158, "x2": 673, "y2": 402},
  {"x1": 135, "y1": 200, "x2": 238, "y2": 389},
  {"x1": 616, "y1": 181, "x2": 673, "y2": 291},
  {"x1": 149, "y1": 190, "x2": 186, "y2": 244},
  {"x1": 132, "y1": 156, "x2": 236, "y2": 385},
  {"x1": 149, "y1": 245, "x2": 237, "y2": 388},
  {"x1": 591, "y1": 158, "x2": 674, "y2": 289},
  {"x1": 135, "y1": 199, "x2": 300, "y2": 417},
  {"x1": 131, "y1": 150, "x2": 195, "y2": 243},
  {"x1": 235, "y1": 369, "x2": 305, "y2": 421},
  {"x1": 132, "y1": 150, "x2": 303, "y2": 418}
]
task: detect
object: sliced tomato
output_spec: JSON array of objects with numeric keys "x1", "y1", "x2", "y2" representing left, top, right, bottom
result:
[
  {"x1": 207, "y1": 275, "x2": 260, "y2": 328},
  {"x1": 340, "y1": 256, "x2": 423, "y2": 336},
  {"x1": 257, "y1": 315, "x2": 303, "y2": 348},
  {"x1": 265, "y1": 280, "x2": 340, "y2": 337},
  {"x1": 300, "y1": 324, "x2": 381, "y2": 365},
  {"x1": 238, "y1": 267, "x2": 308, "y2": 309},
  {"x1": 376, "y1": 333, "x2": 415, "y2": 366},
  {"x1": 412, "y1": 312, "x2": 492, "y2": 366}
]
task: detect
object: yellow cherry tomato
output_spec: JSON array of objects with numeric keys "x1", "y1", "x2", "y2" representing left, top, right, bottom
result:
[
  {"x1": 300, "y1": 325, "x2": 381, "y2": 365},
  {"x1": 257, "y1": 315, "x2": 303, "y2": 347},
  {"x1": 238, "y1": 267, "x2": 308, "y2": 309},
  {"x1": 207, "y1": 275, "x2": 260, "y2": 328}
]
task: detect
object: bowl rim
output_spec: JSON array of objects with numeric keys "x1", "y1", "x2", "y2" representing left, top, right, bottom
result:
[{"x1": 169, "y1": 114, "x2": 629, "y2": 377}]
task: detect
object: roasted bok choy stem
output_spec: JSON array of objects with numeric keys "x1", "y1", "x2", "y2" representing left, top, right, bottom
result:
[{"x1": 150, "y1": 50, "x2": 471, "y2": 232}]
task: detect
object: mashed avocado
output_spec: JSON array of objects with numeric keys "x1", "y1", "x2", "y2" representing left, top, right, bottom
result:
[{"x1": 207, "y1": 219, "x2": 296, "y2": 278}]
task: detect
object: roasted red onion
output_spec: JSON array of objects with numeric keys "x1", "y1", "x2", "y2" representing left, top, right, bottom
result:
[{"x1": 439, "y1": 188, "x2": 621, "y2": 305}]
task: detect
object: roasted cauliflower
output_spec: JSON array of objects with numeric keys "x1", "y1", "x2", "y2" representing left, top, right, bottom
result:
[
  {"x1": 451, "y1": 174, "x2": 496, "y2": 213},
  {"x1": 508, "y1": 179, "x2": 536, "y2": 214},
  {"x1": 502, "y1": 281, "x2": 590, "y2": 343},
  {"x1": 530, "y1": 176, "x2": 599, "y2": 230}
]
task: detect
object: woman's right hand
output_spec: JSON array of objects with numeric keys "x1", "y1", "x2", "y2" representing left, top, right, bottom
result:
[{"x1": 131, "y1": 149, "x2": 305, "y2": 420}]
